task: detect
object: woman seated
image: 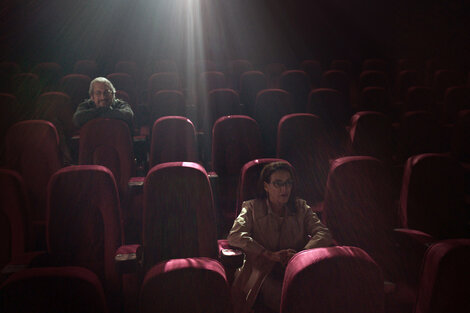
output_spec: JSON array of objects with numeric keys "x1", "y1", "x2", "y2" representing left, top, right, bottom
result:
[{"x1": 228, "y1": 161, "x2": 333, "y2": 313}]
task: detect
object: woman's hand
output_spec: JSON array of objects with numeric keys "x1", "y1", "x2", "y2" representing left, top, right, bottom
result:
[{"x1": 262, "y1": 249, "x2": 296, "y2": 266}]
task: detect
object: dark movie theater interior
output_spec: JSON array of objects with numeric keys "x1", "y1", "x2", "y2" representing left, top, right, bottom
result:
[{"x1": 1, "y1": 0, "x2": 470, "y2": 312}]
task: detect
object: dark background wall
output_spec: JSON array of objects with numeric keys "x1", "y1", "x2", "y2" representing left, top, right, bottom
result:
[{"x1": 1, "y1": 0, "x2": 469, "y2": 71}]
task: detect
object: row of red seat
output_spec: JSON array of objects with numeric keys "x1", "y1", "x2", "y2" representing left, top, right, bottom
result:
[{"x1": 1, "y1": 155, "x2": 469, "y2": 312}]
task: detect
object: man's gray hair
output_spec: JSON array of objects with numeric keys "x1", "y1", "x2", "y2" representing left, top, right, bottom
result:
[{"x1": 89, "y1": 77, "x2": 116, "y2": 96}]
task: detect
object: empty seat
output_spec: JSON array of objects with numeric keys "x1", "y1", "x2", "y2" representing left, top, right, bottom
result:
[
  {"x1": 140, "y1": 257, "x2": 232, "y2": 313},
  {"x1": 60, "y1": 74, "x2": 92, "y2": 109},
  {"x1": 321, "y1": 70, "x2": 351, "y2": 102},
  {"x1": 442, "y1": 86, "x2": 470, "y2": 123},
  {"x1": 432, "y1": 69, "x2": 465, "y2": 103},
  {"x1": 404, "y1": 86, "x2": 435, "y2": 114},
  {"x1": 394, "y1": 70, "x2": 421, "y2": 103},
  {"x1": 265, "y1": 63, "x2": 286, "y2": 88},
  {"x1": 31, "y1": 62, "x2": 63, "y2": 92},
  {"x1": 35, "y1": 91, "x2": 76, "y2": 137},
  {"x1": 46, "y1": 165, "x2": 124, "y2": 307},
  {"x1": 451, "y1": 109, "x2": 470, "y2": 163},
  {"x1": 0, "y1": 61, "x2": 21, "y2": 92},
  {"x1": 254, "y1": 89, "x2": 294, "y2": 156},
  {"x1": 281, "y1": 246, "x2": 384, "y2": 313},
  {"x1": 79, "y1": 118, "x2": 135, "y2": 201},
  {"x1": 142, "y1": 162, "x2": 218, "y2": 271},
  {"x1": 0, "y1": 169, "x2": 29, "y2": 266},
  {"x1": 358, "y1": 86, "x2": 390, "y2": 114},
  {"x1": 398, "y1": 111, "x2": 441, "y2": 162},
  {"x1": 149, "y1": 116, "x2": 198, "y2": 167},
  {"x1": 300, "y1": 59, "x2": 322, "y2": 88},
  {"x1": 0, "y1": 94, "x2": 20, "y2": 156},
  {"x1": 0, "y1": 266, "x2": 108, "y2": 313},
  {"x1": 280, "y1": 70, "x2": 311, "y2": 112},
  {"x1": 413, "y1": 239, "x2": 470, "y2": 313},
  {"x1": 349, "y1": 111, "x2": 394, "y2": 161},
  {"x1": 207, "y1": 88, "x2": 241, "y2": 131},
  {"x1": 11, "y1": 73, "x2": 42, "y2": 117},
  {"x1": 323, "y1": 156, "x2": 407, "y2": 282},
  {"x1": 114, "y1": 61, "x2": 138, "y2": 80},
  {"x1": 239, "y1": 70, "x2": 267, "y2": 116},
  {"x1": 330, "y1": 59, "x2": 352, "y2": 75},
  {"x1": 148, "y1": 90, "x2": 186, "y2": 125},
  {"x1": 227, "y1": 59, "x2": 253, "y2": 90},
  {"x1": 399, "y1": 153, "x2": 467, "y2": 240},
  {"x1": 359, "y1": 70, "x2": 389, "y2": 91},
  {"x1": 147, "y1": 72, "x2": 181, "y2": 103},
  {"x1": 277, "y1": 113, "x2": 334, "y2": 206},
  {"x1": 73, "y1": 60, "x2": 98, "y2": 78},
  {"x1": 211, "y1": 115, "x2": 262, "y2": 230},
  {"x1": 5, "y1": 120, "x2": 62, "y2": 248},
  {"x1": 107, "y1": 72, "x2": 137, "y2": 105}
]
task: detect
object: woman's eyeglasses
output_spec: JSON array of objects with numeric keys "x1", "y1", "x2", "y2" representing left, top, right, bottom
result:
[{"x1": 271, "y1": 180, "x2": 294, "y2": 188}]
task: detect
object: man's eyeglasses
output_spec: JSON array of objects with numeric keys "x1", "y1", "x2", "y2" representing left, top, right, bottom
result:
[
  {"x1": 93, "y1": 90, "x2": 114, "y2": 97},
  {"x1": 270, "y1": 180, "x2": 294, "y2": 188}
]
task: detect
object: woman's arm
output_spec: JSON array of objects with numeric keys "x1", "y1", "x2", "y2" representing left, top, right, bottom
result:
[{"x1": 303, "y1": 204, "x2": 334, "y2": 250}]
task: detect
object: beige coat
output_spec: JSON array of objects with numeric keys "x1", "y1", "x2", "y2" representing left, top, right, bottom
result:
[{"x1": 227, "y1": 198, "x2": 332, "y2": 313}]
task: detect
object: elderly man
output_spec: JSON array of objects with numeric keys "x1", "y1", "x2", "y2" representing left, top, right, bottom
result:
[{"x1": 73, "y1": 77, "x2": 134, "y2": 129}]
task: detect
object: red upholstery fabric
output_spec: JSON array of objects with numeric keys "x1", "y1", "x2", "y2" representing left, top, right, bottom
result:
[
  {"x1": 47, "y1": 165, "x2": 123, "y2": 296},
  {"x1": 0, "y1": 266, "x2": 108, "y2": 313},
  {"x1": 0, "y1": 61, "x2": 21, "y2": 92},
  {"x1": 140, "y1": 257, "x2": 232, "y2": 313},
  {"x1": 31, "y1": 62, "x2": 63, "y2": 92},
  {"x1": 400, "y1": 153, "x2": 466, "y2": 239},
  {"x1": 148, "y1": 90, "x2": 186, "y2": 125},
  {"x1": 107, "y1": 73, "x2": 137, "y2": 105},
  {"x1": 60, "y1": 74, "x2": 92, "y2": 109},
  {"x1": 451, "y1": 109, "x2": 470, "y2": 163},
  {"x1": 398, "y1": 111, "x2": 441, "y2": 161},
  {"x1": 0, "y1": 93, "x2": 20, "y2": 147},
  {"x1": 149, "y1": 116, "x2": 198, "y2": 167},
  {"x1": 320, "y1": 70, "x2": 351, "y2": 102},
  {"x1": 264, "y1": 63, "x2": 286, "y2": 89},
  {"x1": 307, "y1": 88, "x2": 351, "y2": 128},
  {"x1": 323, "y1": 156, "x2": 402, "y2": 280},
  {"x1": 359, "y1": 70, "x2": 389, "y2": 91},
  {"x1": 5, "y1": 120, "x2": 62, "y2": 223},
  {"x1": 442, "y1": 86, "x2": 470, "y2": 123},
  {"x1": 207, "y1": 88, "x2": 241, "y2": 131},
  {"x1": 254, "y1": 89, "x2": 294, "y2": 157},
  {"x1": 414, "y1": 239, "x2": 470, "y2": 313},
  {"x1": 404, "y1": 86, "x2": 435, "y2": 114},
  {"x1": 211, "y1": 115, "x2": 262, "y2": 227},
  {"x1": 280, "y1": 70, "x2": 311, "y2": 112},
  {"x1": 395, "y1": 70, "x2": 421, "y2": 103},
  {"x1": 277, "y1": 113, "x2": 334, "y2": 206},
  {"x1": 114, "y1": 61, "x2": 138, "y2": 80},
  {"x1": 227, "y1": 59, "x2": 253, "y2": 90},
  {"x1": 359, "y1": 86, "x2": 390, "y2": 114},
  {"x1": 11, "y1": 73, "x2": 42, "y2": 115},
  {"x1": 147, "y1": 72, "x2": 181, "y2": 103},
  {"x1": 35, "y1": 91, "x2": 76, "y2": 137},
  {"x1": 0, "y1": 169, "x2": 28, "y2": 266},
  {"x1": 300, "y1": 59, "x2": 322, "y2": 88},
  {"x1": 73, "y1": 60, "x2": 98, "y2": 78},
  {"x1": 235, "y1": 158, "x2": 289, "y2": 217},
  {"x1": 239, "y1": 71, "x2": 267, "y2": 117},
  {"x1": 142, "y1": 162, "x2": 218, "y2": 271},
  {"x1": 349, "y1": 111, "x2": 394, "y2": 161},
  {"x1": 432, "y1": 69, "x2": 465, "y2": 103},
  {"x1": 281, "y1": 246, "x2": 384, "y2": 313},
  {"x1": 79, "y1": 118, "x2": 135, "y2": 198}
]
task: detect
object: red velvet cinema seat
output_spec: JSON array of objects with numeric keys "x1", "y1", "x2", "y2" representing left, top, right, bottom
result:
[
  {"x1": 142, "y1": 162, "x2": 218, "y2": 272},
  {"x1": 254, "y1": 89, "x2": 294, "y2": 157},
  {"x1": 5, "y1": 120, "x2": 62, "y2": 249},
  {"x1": 0, "y1": 169, "x2": 29, "y2": 270},
  {"x1": 107, "y1": 73, "x2": 137, "y2": 106},
  {"x1": 73, "y1": 60, "x2": 98, "y2": 78},
  {"x1": 206, "y1": 88, "x2": 241, "y2": 132},
  {"x1": 211, "y1": 115, "x2": 262, "y2": 233},
  {"x1": 398, "y1": 153, "x2": 468, "y2": 242},
  {"x1": 322, "y1": 156, "x2": 404, "y2": 281},
  {"x1": 148, "y1": 90, "x2": 186, "y2": 124},
  {"x1": 281, "y1": 246, "x2": 384, "y2": 313},
  {"x1": 45, "y1": 165, "x2": 124, "y2": 310},
  {"x1": 227, "y1": 59, "x2": 253, "y2": 91},
  {"x1": 279, "y1": 70, "x2": 311, "y2": 113},
  {"x1": 277, "y1": 113, "x2": 335, "y2": 208},
  {"x1": 140, "y1": 257, "x2": 232, "y2": 313},
  {"x1": 239, "y1": 71, "x2": 267, "y2": 117},
  {"x1": 0, "y1": 266, "x2": 108, "y2": 313},
  {"x1": 31, "y1": 62, "x2": 63, "y2": 92},
  {"x1": 413, "y1": 239, "x2": 470, "y2": 313},
  {"x1": 60, "y1": 74, "x2": 92, "y2": 110},
  {"x1": 149, "y1": 116, "x2": 198, "y2": 167}
]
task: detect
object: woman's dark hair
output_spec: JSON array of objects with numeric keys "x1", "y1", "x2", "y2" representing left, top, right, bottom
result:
[{"x1": 257, "y1": 161, "x2": 297, "y2": 211}]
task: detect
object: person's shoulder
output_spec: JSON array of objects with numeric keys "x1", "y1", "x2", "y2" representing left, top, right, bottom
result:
[
  {"x1": 294, "y1": 198, "x2": 310, "y2": 212},
  {"x1": 77, "y1": 98, "x2": 94, "y2": 107},
  {"x1": 113, "y1": 98, "x2": 130, "y2": 106}
]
